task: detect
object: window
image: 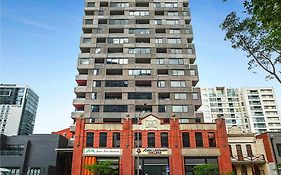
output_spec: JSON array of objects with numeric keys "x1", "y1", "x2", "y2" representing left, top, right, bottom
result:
[
  {"x1": 171, "y1": 48, "x2": 182, "y2": 54},
  {"x1": 109, "y1": 19, "x2": 128, "y2": 25},
  {"x1": 155, "y1": 38, "x2": 163, "y2": 44},
  {"x1": 129, "y1": 28, "x2": 150, "y2": 34},
  {"x1": 171, "y1": 81, "x2": 185, "y2": 87},
  {"x1": 229, "y1": 145, "x2": 233, "y2": 157},
  {"x1": 110, "y1": 2, "x2": 129, "y2": 7},
  {"x1": 187, "y1": 48, "x2": 193, "y2": 54},
  {"x1": 92, "y1": 105, "x2": 100, "y2": 112},
  {"x1": 154, "y1": 2, "x2": 161, "y2": 8},
  {"x1": 93, "y1": 81, "x2": 101, "y2": 87},
  {"x1": 85, "y1": 19, "x2": 93, "y2": 24},
  {"x1": 169, "y1": 29, "x2": 180, "y2": 34},
  {"x1": 92, "y1": 92, "x2": 97, "y2": 99},
  {"x1": 158, "y1": 105, "x2": 166, "y2": 112},
  {"x1": 129, "y1": 48, "x2": 150, "y2": 54},
  {"x1": 167, "y1": 38, "x2": 181, "y2": 44},
  {"x1": 246, "y1": 144, "x2": 253, "y2": 157},
  {"x1": 161, "y1": 133, "x2": 169, "y2": 147},
  {"x1": 87, "y1": 2, "x2": 95, "y2": 7},
  {"x1": 236, "y1": 145, "x2": 243, "y2": 161},
  {"x1": 190, "y1": 70, "x2": 196, "y2": 75},
  {"x1": 165, "y1": 2, "x2": 178, "y2": 7},
  {"x1": 98, "y1": 10, "x2": 104, "y2": 16},
  {"x1": 129, "y1": 11, "x2": 149, "y2": 16},
  {"x1": 82, "y1": 38, "x2": 91, "y2": 44},
  {"x1": 175, "y1": 93, "x2": 187, "y2": 100},
  {"x1": 27, "y1": 167, "x2": 41, "y2": 175},
  {"x1": 156, "y1": 28, "x2": 165, "y2": 33},
  {"x1": 195, "y1": 132, "x2": 203, "y2": 147},
  {"x1": 109, "y1": 28, "x2": 124, "y2": 33},
  {"x1": 129, "y1": 69, "x2": 151, "y2": 76},
  {"x1": 106, "y1": 58, "x2": 128, "y2": 64},
  {"x1": 108, "y1": 38, "x2": 128, "y2": 44},
  {"x1": 99, "y1": 132, "x2": 107, "y2": 147},
  {"x1": 148, "y1": 132, "x2": 155, "y2": 148},
  {"x1": 135, "y1": 105, "x2": 152, "y2": 112},
  {"x1": 134, "y1": 132, "x2": 142, "y2": 147},
  {"x1": 128, "y1": 92, "x2": 152, "y2": 99},
  {"x1": 136, "y1": 2, "x2": 149, "y2": 7},
  {"x1": 105, "y1": 92, "x2": 122, "y2": 99},
  {"x1": 193, "y1": 93, "x2": 199, "y2": 100},
  {"x1": 208, "y1": 132, "x2": 216, "y2": 147},
  {"x1": 103, "y1": 105, "x2": 128, "y2": 112},
  {"x1": 182, "y1": 132, "x2": 190, "y2": 147},
  {"x1": 167, "y1": 11, "x2": 179, "y2": 16},
  {"x1": 169, "y1": 58, "x2": 184, "y2": 65},
  {"x1": 93, "y1": 69, "x2": 99, "y2": 75},
  {"x1": 154, "y1": 19, "x2": 162, "y2": 25},
  {"x1": 113, "y1": 132, "x2": 120, "y2": 148},
  {"x1": 80, "y1": 58, "x2": 89, "y2": 64},
  {"x1": 95, "y1": 48, "x2": 101, "y2": 54},
  {"x1": 277, "y1": 144, "x2": 281, "y2": 156},
  {"x1": 105, "y1": 80, "x2": 128, "y2": 87},
  {"x1": 172, "y1": 105, "x2": 188, "y2": 112},
  {"x1": 166, "y1": 20, "x2": 179, "y2": 25},
  {"x1": 172, "y1": 70, "x2": 185, "y2": 76},
  {"x1": 86, "y1": 132, "x2": 94, "y2": 147},
  {"x1": 156, "y1": 58, "x2": 164, "y2": 65},
  {"x1": 157, "y1": 81, "x2": 165, "y2": 88}
]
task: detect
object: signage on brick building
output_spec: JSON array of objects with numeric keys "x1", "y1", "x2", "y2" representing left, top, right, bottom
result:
[
  {"x1": 136, "y1": 148, "x2": 169, "y2": 155},
  {"x1": 83, "y1": 148, "x2": 122, "y2": 156}
]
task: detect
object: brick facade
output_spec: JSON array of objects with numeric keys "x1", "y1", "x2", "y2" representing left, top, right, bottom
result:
[{"x1": 71, "y1": 115, "x2": 232, "y2": 175}]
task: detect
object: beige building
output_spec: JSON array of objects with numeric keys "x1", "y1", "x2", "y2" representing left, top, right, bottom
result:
[
  {"x1": 228, "y1": 129, "x2": 271, "y2": 175},
  {"x1": 72, "y1": 0, "x2": 201, "y2": 123}
]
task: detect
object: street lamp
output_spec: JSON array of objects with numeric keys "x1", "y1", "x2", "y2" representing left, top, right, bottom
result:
[{"x1": 137, "y1": 103, "x2": 146, "y2": 175}]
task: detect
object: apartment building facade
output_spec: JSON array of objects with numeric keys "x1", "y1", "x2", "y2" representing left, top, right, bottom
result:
[
  {"x1": 199, "y1": 87, "x2": 281, "y2": 133},
  {"x1": 0, "y1": 84, "x2": 39, "y2": 136},
  {"x1": 72, "y1": 0, "x2": 201, "y2": 123}
]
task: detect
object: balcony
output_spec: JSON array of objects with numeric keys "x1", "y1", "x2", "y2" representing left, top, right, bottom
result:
[{"x1": 231, "y1": 154, "x2": 265, "y2": 164}]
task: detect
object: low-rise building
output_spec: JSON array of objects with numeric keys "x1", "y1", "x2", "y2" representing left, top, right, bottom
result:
[
  {"x1": 71, "y1": 114, "x2": 232, "y2": 175},
  {"x1": 0, "y1": 134, "x2": 71, "y2": 175}
]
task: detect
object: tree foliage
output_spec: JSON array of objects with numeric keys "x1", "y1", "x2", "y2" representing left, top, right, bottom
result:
[
  {"x1": 193, "y1": 164, "x2": 219, "y2": 175},
  {"x1": 84, "y1": 161, "x2": 117, "y2": 175},
  {"x1": 220, "y1": 0, "x2": 281, "y2": 84}
]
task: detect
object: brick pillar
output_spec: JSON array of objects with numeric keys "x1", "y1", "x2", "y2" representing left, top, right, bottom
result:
[
  {"x1": 189, "y1": 131, "x2": 196, "y2": 148},
  {"x1": 72, "y1": 117, "x2": 85, "y2": 175},
  {"x1": 202, "y1": 131, "x2": 209, "y2": 148},
  {"x1": 215, "y1": 118, "x2": 232, "y2": 174},
  {"x1": 120, "y1": 117, "x2": 133, "y2": 175},
  {"x1": 170, "y1": 117, "x2": 184, "y2": 175}
]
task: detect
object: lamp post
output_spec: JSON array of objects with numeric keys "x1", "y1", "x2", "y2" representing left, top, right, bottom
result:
[{"x1": 137, "y1": 103, "x2": 146, "y2": 175}]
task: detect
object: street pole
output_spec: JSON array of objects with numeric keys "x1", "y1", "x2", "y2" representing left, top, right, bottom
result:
[{"x1": 137, "y1": 103, "x2": 146, "y2": 175}]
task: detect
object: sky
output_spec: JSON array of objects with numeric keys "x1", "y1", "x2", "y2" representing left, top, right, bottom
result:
[{"x1": 1, "y1": 0, "x2": 280, "y2": 134}]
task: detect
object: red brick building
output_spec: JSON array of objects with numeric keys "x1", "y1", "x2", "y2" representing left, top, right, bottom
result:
[{"x1": 71, "y1": 115, "x2": 232, "y2": 175}]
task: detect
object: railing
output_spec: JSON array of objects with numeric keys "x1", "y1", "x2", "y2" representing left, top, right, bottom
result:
[{"x1": 231, "y1": 154, "x2": 265, "y2": 162}]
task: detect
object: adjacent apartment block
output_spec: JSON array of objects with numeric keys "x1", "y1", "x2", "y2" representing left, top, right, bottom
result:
[
  {"x1": 0, "y1": 84, "x2": 39, "y2": 136},
  {"x1": 72, "y1": 0, "x2": 201, "y2": 123},
  {"x1": 199, "y1": 87, "x2": 281, "y2": 133}
]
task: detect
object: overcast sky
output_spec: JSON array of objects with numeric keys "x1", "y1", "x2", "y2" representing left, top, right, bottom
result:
[{"x1": 1, "y1": 0, "x2": 280, "y2": 133}]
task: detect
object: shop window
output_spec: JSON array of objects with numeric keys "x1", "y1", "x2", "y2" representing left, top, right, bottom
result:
[
  {"x1": 195, "y1": 132, "x2": 203, "y2": 147},
  {"x1": 148, "y1": 132, "x2": 155, "y2": 148},
  {"x1": 161, "y1": 133, "x2": 169, "y2": 147},
  {"x1": 113, "y1": 132, "x2": 120, "y2": 148},
  {"x1": 182, "y1": 132, "x2": 190, "y2": 147},
  {"x1": 208, "y1": 132, "x2": 216, "y2": 147},
  {"x1": 134, "y1": 132, "x2": 142, "y2": 148},
  {"x1": 86, "y1": 132, "x2": 94, "y2": 147},
  {"x1": 246, "y1": 144, "x2": 253, "y2": 157},
  {"x1": 99, "y1": 132, "x2": 107, "y2": 147}
]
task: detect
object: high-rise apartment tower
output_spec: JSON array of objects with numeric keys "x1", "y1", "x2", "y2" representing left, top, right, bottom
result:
[
  {"x1": 0, "y1": 84, "x2": 39, "y2": 136},
  {"x1": 72, "y1": 0, "x2": 201, "y2": 122}
]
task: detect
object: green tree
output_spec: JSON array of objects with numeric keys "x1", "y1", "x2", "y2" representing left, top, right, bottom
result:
[
  {"x1": 220, "y1": 0, "x2": 281, "y2": 84},
  {"x1": 84, "y1": 160, "x2": 117, "y2": 175},
  {"x1": 193, "y1": 164, "x2": 219, "y2": 175}
]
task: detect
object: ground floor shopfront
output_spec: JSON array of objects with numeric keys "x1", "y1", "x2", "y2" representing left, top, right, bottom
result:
[{"x1": 71, "y1": 115, "x2": 233, "y2": 175}]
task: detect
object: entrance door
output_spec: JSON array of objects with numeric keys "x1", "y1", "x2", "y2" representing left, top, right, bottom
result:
[{"x1": 136, "y1": 158, "x2": 169, "y2": 175}]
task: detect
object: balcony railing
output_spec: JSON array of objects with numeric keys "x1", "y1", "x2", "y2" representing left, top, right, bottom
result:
[{"x1": 231, "y1": 154, "x2": 265, "y2": 163}]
